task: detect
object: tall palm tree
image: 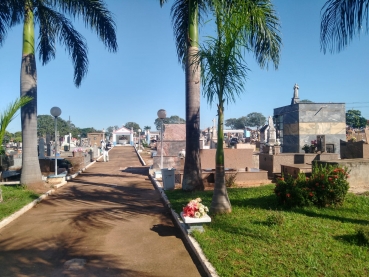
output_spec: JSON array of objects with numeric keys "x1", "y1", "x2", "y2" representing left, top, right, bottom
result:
[
  {"x1": 196, "y1": 0, "x2": 281, "y2": 214},
  {"x1": 321, "y1": 0, "x2": 369, "y2": 53},
  {"x1": 160, "y1": 0, "x2": 210, "y2": 191},
  {"x1": 0, "y1": 0, "x2": 117, "y2": 190}
]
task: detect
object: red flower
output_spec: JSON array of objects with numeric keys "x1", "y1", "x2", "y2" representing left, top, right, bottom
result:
[
  {"x1": 286, "y1": 193, "x2": 290, "y2": 198},
  {"x1": 309, "y1": 192, "x2": 314, "y2": 197}
]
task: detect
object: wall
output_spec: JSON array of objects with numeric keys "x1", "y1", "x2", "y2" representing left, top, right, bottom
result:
[
  {"x1": 317, "y1": 159, "x2": 369, "y2": 192},
  {"x1": 340, "y1": 140, "x2": 369, "y2": 159},
  {"x1": 274, "y1": 103, "x2": 346, "y2": 154},
  {"x1": 200, "y1": 149, "x2": 254, "y2": 169},
  {"x1": 259, "y1": 153, "x2": 340, "y2": 177}
]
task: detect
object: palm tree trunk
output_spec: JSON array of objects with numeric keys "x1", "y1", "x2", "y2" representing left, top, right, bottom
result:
[
  {"x1": 210, "y1": 102, "x2": 231, "y2": 214},
  {"x1": 20, "y1": 2, "x2": 44, "y2": 190},
  {"x1": 182, "y1": 0, "x2": 204, "y2": 191}
]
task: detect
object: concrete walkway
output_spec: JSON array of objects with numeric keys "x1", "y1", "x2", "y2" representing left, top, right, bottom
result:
[{"x1": 0, "y1": 147, "x2": 202, "y2": 277}]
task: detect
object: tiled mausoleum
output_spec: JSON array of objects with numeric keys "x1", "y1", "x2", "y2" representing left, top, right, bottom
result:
[{"x1": 274, "y1": 84, "x2": 346, "y2": 154}]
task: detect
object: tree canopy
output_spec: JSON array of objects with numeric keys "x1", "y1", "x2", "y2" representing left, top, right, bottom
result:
[
  {"x1": 154, "y1": 115, "x2": 185, "y2": 130},
  {"x1": 124, "y1": 122, "x2": 141, "y2": 132},
  {"x1": 225, "y1": 113, "x2": 267, "y2": 129},
  {"x1": 346, "y1": 109, "x2": 367, "y2": 129}
]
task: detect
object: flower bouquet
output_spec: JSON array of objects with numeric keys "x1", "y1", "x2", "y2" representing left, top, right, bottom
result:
[{"x1": 182, "y1": 198, "x2": 209, "y2": 218}]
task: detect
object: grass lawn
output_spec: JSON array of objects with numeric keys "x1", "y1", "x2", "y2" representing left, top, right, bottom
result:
[
  {"x1": 0, "y1": 185, "x2": 40, "y2": 221},
  {"x1": 165, "y1": 185, "x2": 369, "y2": 277}
]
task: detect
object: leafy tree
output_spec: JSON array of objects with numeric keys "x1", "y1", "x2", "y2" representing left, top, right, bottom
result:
[
  {"x1": 79, "y1": 127, "x2": 97, "y2": 138},
  {"x1": 197, "y1": 0, "x2": 281, "y2": 214},
  {"x1": 0, "y1": 0, "x2": 117, "y2": 189},
  {"x1": 300, "y1": 99, "x2": 313, "y2": 103},
  {"x1": 225, "y1": 118, "x2": 238, "y2": 129},
  {"x1": 0, "y1": 96, "x2": 32, "y2": 151},
  {"x1": 125, "y1": 122, "x2": 141, "y2": 133},
  {"x1": 154, "y1": 115, "x2": 185, "y2": 130},
  {"x1": 37, "y1": 115, "x2": 72, "y2": 140},
  {"x1": 346, "y1": 110, "x2": 367, "y2": 129},
  {"x1": 225, "y1": 117, "x2": 248, "y2": 129},
  {"x1": 321, "y1": 0, "x2": 369, "y2": 53},
  {"x1": 245, "y1": 112, "x2": 266, "y2": 129},
  {"x1": 144, "y1": 126, "x2": 151, "y2": 131}
]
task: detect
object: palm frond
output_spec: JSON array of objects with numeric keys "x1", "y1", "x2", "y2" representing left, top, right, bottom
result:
[
  {"x1": 0, "y1": 96, "x2": 33, "y2": 144},
  {"x1": 0, "y1": 2, "x2": 11, "y2": 46},
  {"x1": 321, "y1": 0, "x2": 369, "y2": 53},
  {"x1": 238, "y1": 0, "x2": 281, "y2": 70},
  {"x1": 53, "y1": 0, "x2": 118, "y2": 52},
  {"x1": 171, "y1": 0, "x2": 211, "y2": 68},
  {"x1": 36, "y1": 5, "x2": 88, "y2": 87}
]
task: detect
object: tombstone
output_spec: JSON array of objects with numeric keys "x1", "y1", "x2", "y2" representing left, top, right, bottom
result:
[
  {"x1": 38, "y1": 138, "x2": 45, "y2": 158},
  {"x1": 46, "y1": 134, "x2": 51, "y2": 156},
  {"x1": 317, "y1": 135, "x2": 326, "y2": 152},
  {"x1": 267, "y1": 116, "x2": 276, "y2": 146}
]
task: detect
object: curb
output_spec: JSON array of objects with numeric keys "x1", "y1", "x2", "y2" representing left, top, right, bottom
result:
[
  {"x1": 0, "y1": 180, "x2": 67, "y2": 230},
  {"x1": 0, "y1": 158, "x2": 98, "y2": 230},
  {"x1": 149, "y1": 174, "x2": 219, "y2": 277}
]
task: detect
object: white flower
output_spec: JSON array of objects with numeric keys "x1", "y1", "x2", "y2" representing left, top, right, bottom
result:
[{"x1": 194, "y1": 211, "x2": 201, "y2": 218}]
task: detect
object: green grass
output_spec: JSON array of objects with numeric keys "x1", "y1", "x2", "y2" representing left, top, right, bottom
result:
[
  {"x1": 0, "y1": 185, "x2": 40, "y2": 221},
  {"x1": 165, "y1": 185, "x2": 369, "y2": 277}
]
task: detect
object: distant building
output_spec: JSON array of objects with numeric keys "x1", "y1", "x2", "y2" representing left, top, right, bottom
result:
[{"x1": 274, "y1": 84, "x2": 346, "y2": 154}]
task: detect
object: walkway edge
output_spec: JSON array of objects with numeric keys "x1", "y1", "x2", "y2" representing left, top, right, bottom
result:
[
  {"x1": 0, "y1": 180, "x2": 67, "y2": 230},
  {"x1": 149, "y1": 174, "x2": 219, "y2": 277},
  {"x1": 0, "y1": 158, "x2": 99, "y2": 230}
]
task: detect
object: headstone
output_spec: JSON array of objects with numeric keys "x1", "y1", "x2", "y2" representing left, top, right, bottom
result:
[
  {"x1": 267, "y1": 116, "x2": 276, "y2": 146},
  {"x1": 46, "y1": 134, "x2": 51, "y2": 156},
  {"x1": 38, "y1": 138, "x2": 45, "y2": 158}
]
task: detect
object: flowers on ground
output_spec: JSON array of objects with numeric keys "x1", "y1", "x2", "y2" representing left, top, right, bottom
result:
[{"x1": 183, "y1": 198, "x2": 209, "y2": 218}]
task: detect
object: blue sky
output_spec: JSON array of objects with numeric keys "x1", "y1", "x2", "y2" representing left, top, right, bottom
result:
[{"x1": 1, "y1": 0, "x2": 369, "y2": 134}]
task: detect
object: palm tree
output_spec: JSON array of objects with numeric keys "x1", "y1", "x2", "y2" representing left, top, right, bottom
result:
[
  {"x1": 0, "y1": 0, "x2": 117, "y2": 190},
  {"x1": 0, "y1": 96, "x2": 33, "y2": 151},
  {"x1": 160, "y1": 0, "x2": 210, "y2": 191},
  {"x1": 196, "y1": 0, "x2": 281, "y2": 214},
  {"x1": 321, "y1": 0, "x2": 369, "y2": 53}
]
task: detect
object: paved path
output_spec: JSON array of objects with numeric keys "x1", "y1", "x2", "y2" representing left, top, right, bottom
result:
[{"x1": 0, "y1": 147, "x2": 201, "y2": 277}]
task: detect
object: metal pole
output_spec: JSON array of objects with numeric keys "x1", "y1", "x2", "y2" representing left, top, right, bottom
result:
[
  {"x1": 160, "y1": 119, "x2": 163, "y2": 169},
  {"x1": 54, "y1": 116, "x2": 58, "y2": 176}
]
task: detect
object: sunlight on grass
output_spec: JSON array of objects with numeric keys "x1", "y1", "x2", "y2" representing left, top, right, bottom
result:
[
  {"x1": 165, "y1": 185, "x2": 369, "y2": 276},
  {"x1": 0, "y1": 185, "x2": 40, "y2": 221}
]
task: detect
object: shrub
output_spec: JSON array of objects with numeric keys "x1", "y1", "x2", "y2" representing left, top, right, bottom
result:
[
  {"x1": 274, "y1": 163, "x2": 350, "y2": 208},
  {"x1": 265, "y1": 211, "x2": 285, "y2": 226}
]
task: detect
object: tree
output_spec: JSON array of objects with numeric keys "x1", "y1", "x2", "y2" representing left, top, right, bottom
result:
[
  {"x1": 144, "y1": 126, "x2": 151, "y2": 131},
  {"x1": 154, "y1": 115, "x2": 186, "y2": 130},
  {"x1": 245, "y1": 112, "x2": 266, "y2": 129},
  {"x1": 160, "y1": 0, "x2": 209, "y2": 191},
  {"x1": 0, "y1": 96, "x2": 33, "y2": 152},
  {"x1": 346, "y1": 109, "x2": 367, "y2": 129},
  {"x1": 0, "y1": 0, "x2": 117, "y2": 190},
  {"x1": 300, "y1": 99, "x2": 313, "y2": 103},
  {"x1": 125, "y1": 122, "x2": 141, "y2": 133},
  {"x1": 321, "y1": 0, "x2": 369, "y2": 53},
  {"x1": 197, "y1": 0, "x2": 281, "y2": 214},
  {"x1": 225, "y1": 117, "x2": 247, "y2": 129},
  {"x1": 37, "y1": 115, "x2": 73, "y2": 140},
  {"x1": 225, "y1": 118, "x2": 238, "y2": 129}
]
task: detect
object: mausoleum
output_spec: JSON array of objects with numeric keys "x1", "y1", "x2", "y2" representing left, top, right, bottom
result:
[{"x1": 274, "y1": 84, "x2": 346, "y2": 154}]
